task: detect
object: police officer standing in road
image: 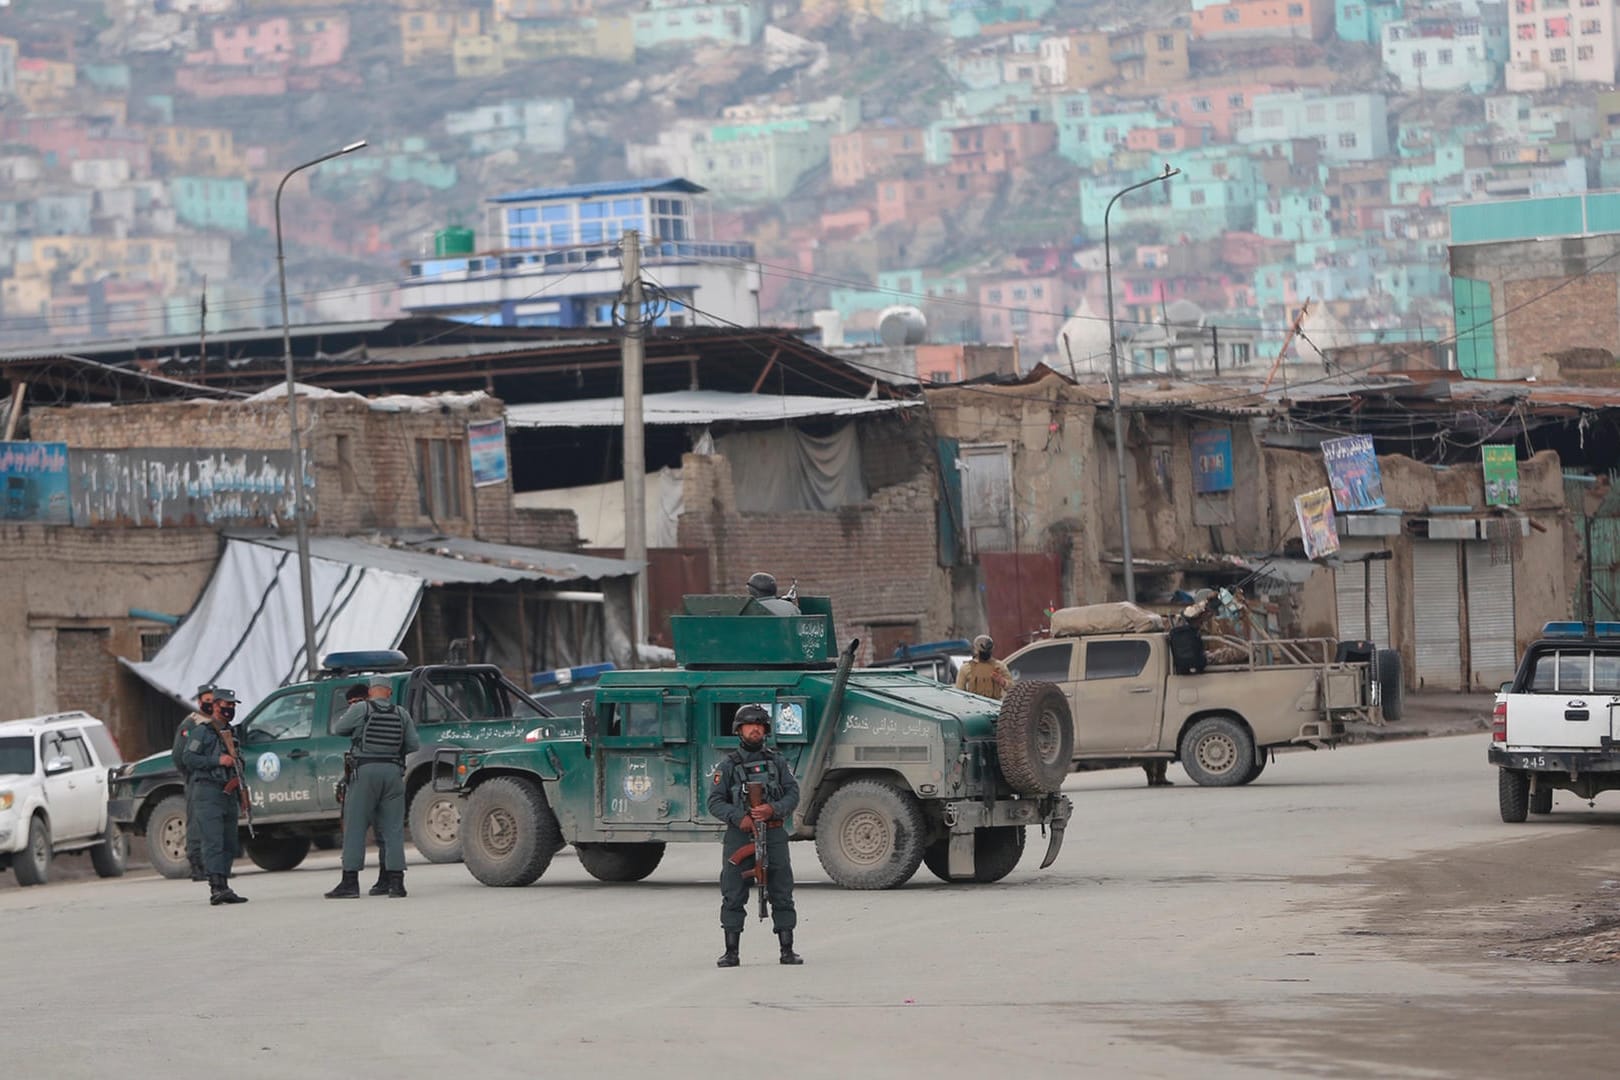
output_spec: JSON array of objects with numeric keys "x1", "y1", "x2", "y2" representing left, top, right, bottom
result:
[
  {"x1": 173, "y1": 683, "x2": 215, "y2": 882},
  {"x1": 325, "y1": 675, "x2": 420, "y2": 900},
  {"x1": 340, "y1": 682, "x2": 393, "y2": 896},
  {"x1": 180, "y1": 687, "x2": 248, "y2": 906},
  {"x1": 707, "y1": 704, "x2": 803, "y2": 967},
  {"x1": 747, "y1": 571, "x2": 800, "y2": 615},
  {"x1": 955, "y1": 634, "x2": 1013, "y2": 700}
]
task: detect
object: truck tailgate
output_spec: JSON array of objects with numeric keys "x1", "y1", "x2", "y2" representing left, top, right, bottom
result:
[{"x1": 1504, "y1": 692, "x2": 1619, "y2": 749}]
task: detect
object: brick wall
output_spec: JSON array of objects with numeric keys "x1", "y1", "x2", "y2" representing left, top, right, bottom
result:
[
  {"x1": 677, "y1": 452, "x2": 950, "y2": 662},
  {"x1": 1503, "y1": 274, "x2": 1620, "y2": 374}
]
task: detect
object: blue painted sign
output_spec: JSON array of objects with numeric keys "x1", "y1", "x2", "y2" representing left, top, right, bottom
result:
[
  {"x1": 0, "y1": 441, "x2": 71, "y2": 524},
  {"x1": 1190, "y1": 428, "x2": 1234, "y2": 494},
  {"x1": 468, "y1": 419, "x2": 509, "y2": 488},
  {"x1": 1321, "y1": 435, "x2": 1386, "y2": 513}
]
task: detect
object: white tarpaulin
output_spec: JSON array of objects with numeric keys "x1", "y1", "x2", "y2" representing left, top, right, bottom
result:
[
  {"x1": 504, "y1": 390, "x2": 917, "y2": 429},
  {"x1": 513, "y1": 467, "x2": 685, "y2": 548},
  {"x1": 123, "y1": 539, "x2": 423, "y2": 712}
]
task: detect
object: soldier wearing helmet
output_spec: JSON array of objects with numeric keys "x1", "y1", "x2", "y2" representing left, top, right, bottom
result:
[
  {"x1": 955, "y1": 634, "x2": 1012, "y2": 700},
  {"x1": 746, "y1": 571, "x2": 800, "y2": 616},
  {"x1": 707, "y1": 702, "x2": 803, "y2": 968}
]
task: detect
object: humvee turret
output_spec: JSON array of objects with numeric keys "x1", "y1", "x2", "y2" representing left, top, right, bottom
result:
[{"x1": 435, "y1": 595, "x2": 1075, "y2": 890}]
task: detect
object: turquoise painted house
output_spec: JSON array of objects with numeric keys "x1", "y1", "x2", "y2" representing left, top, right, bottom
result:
[{"x1": 171, "y1": 176, "x2": 249, "y2": 233}]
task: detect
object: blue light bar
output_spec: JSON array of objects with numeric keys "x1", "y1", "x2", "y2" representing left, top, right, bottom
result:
[
  {"x1": 531, "y1": 662, "x2": 615, "y2": 690},
  {"x1": 894, "y1": 639, "x2": 972, "y2": 658},
  {"x1": 1541, "y1": 621, "x2": 1620, "y2": 638}
]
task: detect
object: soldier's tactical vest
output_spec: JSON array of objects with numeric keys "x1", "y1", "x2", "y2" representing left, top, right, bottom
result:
[
  {"x1": 172, "y1": 714, "x2": 203, "y2": 776},
  {"x1": 727, "y1": 752, "x2": 785, "y2": 810},
  {"x1": 959, "y1": 659, "x2": 1005, "y2": 698},
  {"x1": 356, "y1": 703, "x2": 406, "y2": 762}
]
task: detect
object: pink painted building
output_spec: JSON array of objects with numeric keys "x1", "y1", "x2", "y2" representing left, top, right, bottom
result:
[
  {"x1": 976, "y1": 274, "x2": 1066, "y2": 347},
  {"x1": 1124, "y1": 124, "x2": 1207, "y2": 153},
  {"x1": 876, "y1": 168, "x2": 998, "y2": 226},
  {"x1": 1, "y1": 116, "x2": 151, "y2": 173},
  {"x1": 1159, "y1": 83, "x2": 1272, "y2": 139},
  {"x1": 186, "y1": 13, "x2": 348, "y2": 68},
  {"x1": 830, "y1": 126, "x2": 926, "y2": 189},
  {"x1": 945, "y1": 122, "x2": 1057, "y2": 175},
  {"x1": 820, "y1": 207, "x2": 874, "y2": 238}
]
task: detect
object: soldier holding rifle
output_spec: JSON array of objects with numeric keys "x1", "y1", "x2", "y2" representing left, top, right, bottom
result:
[{"x1": 180, "y1": 687, "x2": 249, "y2": 906}]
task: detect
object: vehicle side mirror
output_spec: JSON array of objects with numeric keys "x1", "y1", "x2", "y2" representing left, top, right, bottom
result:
[
  {"x1": 581, "y1": 700, "x2": 597, "y2": 759},
  {"x1": 1499, "y1": 682, "x2": 1512, "y2": 695},
  {"x1": 44, "y1": 756, "x2": 74, "y2": 776}
]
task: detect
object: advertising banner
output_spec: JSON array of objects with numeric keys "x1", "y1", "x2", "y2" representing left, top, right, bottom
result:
[
  {"x1": 1482, "y1": 445, "x2": 1520, "y2": 507},
  {"x1": 468, "y1": 419, "x2": 509, "y2": 487},
  {"x1": 1321, "y1": 434, "x2": 1386, "y2": 512},
  {"x1": 0, "y1": 441, "x2": 71, "y2": 524},
  {"x1": 1190, "y1": 428, "x2": 1234, "y2": 494},
  {"x1": 1295, "y1": 487, "x2": 1340, "y2": 559}
]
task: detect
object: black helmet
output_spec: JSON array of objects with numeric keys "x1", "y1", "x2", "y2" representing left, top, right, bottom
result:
[
  {"x1": 746, "y1": 572, "x2": 777, "y2": 599},
  {"x1": 732, "y1": 704, "x2": 771, "y2": 734}
]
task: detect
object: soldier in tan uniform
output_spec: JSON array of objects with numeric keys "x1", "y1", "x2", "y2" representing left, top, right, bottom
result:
[{"x1": 955, "y1": 635, "x2": 1012, "y2": 699}]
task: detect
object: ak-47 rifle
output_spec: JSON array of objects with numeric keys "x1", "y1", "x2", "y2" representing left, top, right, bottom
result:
[
  {"x1": 218, "y1": 725, "x2": 255, "y2": 839},
  {"x1": 725, "y1": 781, "x2": 771, "y2": 921}
]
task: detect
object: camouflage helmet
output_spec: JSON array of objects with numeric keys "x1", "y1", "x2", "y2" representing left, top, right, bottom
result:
[
  {"x1": 732, "y1": 703, "x2": 771, "y2": 734},
  {"x1": 746, "y1": 572, "x2": 778, "y2": 599},
  {"x1": 973, "y1": 634, "x2": 994, "y2": 655}
]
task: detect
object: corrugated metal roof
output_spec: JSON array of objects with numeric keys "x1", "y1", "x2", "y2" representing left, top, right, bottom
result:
[
  {"x1": 504, "y1": 390, "x2": 919, "y2": 429},
  {"x1": 335, "y1": 340, "x2": 612, "y2": 364},
  {"x1": 235, "y1": 533, "x2": 636, "y2": 585},
  {"x1": 0, "y1": 320, "x2": 397, "y2": 360},
  {"x1": 401, "y1": 537, "x2": 641, "y2": 579},
  {"x1": 490, "y1": 177, "x2": 707, "y2": 204}
]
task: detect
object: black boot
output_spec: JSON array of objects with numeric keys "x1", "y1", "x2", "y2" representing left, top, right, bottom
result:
[
  {"x1": 369, "y1": 867, "x2": 390, "y2": 896},
  {"x1": 716, "y1": 930, "x2": 740, "y2": 968},
  {"x1": 190, "y1": 863, "x2": 206, "y2": 882},
  {"x1": 387, "y1": 870, "x2": 407, "y2": 898},
  {"x1": 209, "y1": 874, "x2": 247, "y2": 905},
  {"x1": 324, "y1": 870, "x2": 360, "y2": 899},
  {"x1": 778, "y1": 931, "x2": 803, "y2": 965}
]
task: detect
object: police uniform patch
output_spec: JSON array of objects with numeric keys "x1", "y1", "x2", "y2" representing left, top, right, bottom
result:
[{"x1": 712, "y1": 771, "x2": 723, "y2": 785}]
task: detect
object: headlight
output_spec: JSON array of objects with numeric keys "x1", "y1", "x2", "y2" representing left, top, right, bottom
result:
[{"x1": 0, "y1": 791, "x2": 13, "y2": 811}]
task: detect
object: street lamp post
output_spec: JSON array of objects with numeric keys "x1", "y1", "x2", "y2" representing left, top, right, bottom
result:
[
  {"x1": 275, "y1": 140, "x2": 367, "y2": 678},
  {"x1": 1104, "y1": 163, "x2": 1179, "y2": 604}
]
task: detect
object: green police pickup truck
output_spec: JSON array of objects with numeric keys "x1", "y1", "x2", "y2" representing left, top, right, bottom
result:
[
  {"x1": 436, "y1": 595, "x2": 1076, "y2": 890},
  {"x1": 107, "y1": 654, "x2": 557, "y2": 878}
]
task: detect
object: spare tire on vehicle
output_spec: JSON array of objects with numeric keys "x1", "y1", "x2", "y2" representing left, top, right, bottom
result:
[
  {"x1": 996, "y1": 681, "x2": 1074, "y2": 794},
  {"x1": 1375, "y1": 648, "x2": 1404, "y2": 724}
]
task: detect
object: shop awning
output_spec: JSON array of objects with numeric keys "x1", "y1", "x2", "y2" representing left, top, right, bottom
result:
[{"x1": 504, "y1": 390, "x2": 918, "y2": 429}]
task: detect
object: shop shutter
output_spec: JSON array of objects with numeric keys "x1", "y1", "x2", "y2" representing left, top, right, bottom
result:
[
  {"x1": 1413, "y1": 541, "x2": 1462, "y2": 690},
  {"x1": 1465, "y1": 540, "x2": 1517, "y2": 690},
  {"x1": 1334, "y1": 539, "x2": 1391, "y2": 645}
]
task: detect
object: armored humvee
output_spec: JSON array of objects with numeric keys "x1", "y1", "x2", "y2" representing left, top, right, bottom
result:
[{"x1": 435, "y1": 595, "x2": 1075, "y2": 890}]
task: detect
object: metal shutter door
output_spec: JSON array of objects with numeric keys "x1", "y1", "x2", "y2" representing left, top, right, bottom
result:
[
  {"x1": 1413, "y1": 541, "x2": 1462, "y2": 690},
  {"x1": 1465, "y1": 540, "x2": 1516, "y2": 690},
  {"x1": 1334, "y1": 539, "x2": 1391, "y2": 645}
]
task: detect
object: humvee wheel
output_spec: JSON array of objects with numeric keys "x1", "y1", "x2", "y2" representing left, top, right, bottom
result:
[
  {"x1": 1178, "y1": 714, "x2": 1258, "y2": 787},
  {"x1": 1530, "y1": 783, "x2": 1553, "y2": 815},
  {"x1": 408, "y1": 785, "x2": 463, "y2": 864},
  {"x1": 245, "y1": 835, "x2": 311, "y2": 872},
  {"x1": 576, "y1": 842, "x2": 666, "y2": 882},
  {"x1": 146, "y1": 793, "x2": 192, "y2": 879},
  {"x1": 814, "y1": 780, "x2": 927, "y2": 890},
  {"x1": 921, "y1": 826, "x2": 1026, "y2": 884},
  {"x1": 1498, "y1": 769, "x2": 1530, "y2": 823},
  {"x1": 463, "y1": 777, "x2": 564, "y2": 887},
  {"x1": 996, "y1": 682, "x2": 1075, "y2": 794}
]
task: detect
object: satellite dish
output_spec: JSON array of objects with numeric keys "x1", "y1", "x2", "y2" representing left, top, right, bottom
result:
[{"x1": 877, "y1": 305, "x2": 927, "y2": 347}]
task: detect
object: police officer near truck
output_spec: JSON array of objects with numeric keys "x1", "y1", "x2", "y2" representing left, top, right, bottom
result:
[
  {"x1": 172, "y1": 683, "x2": 215, "y2": 882},
  {"x1": 707, "y1": 703, "x2": 803, "y2": 967},
  {"x1": 180, "y1": 687, "x2": 248, "y2": 906},
  {"x1": 325, "y1": 675, "x2": 420, "y2": 900},
  {"x1": 746, "y1": 571, "x2": 800, "y2": 615},
  {"x1": 955, "y1": 634, "x2": 1012, "y2": 700}
]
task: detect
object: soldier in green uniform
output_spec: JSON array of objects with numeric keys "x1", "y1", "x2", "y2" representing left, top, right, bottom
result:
[
  {"x1": 180, "y1": 687, "x2": 248, "y2": 906},
  {"x1": 172, "y1": 684, "x2": 215, "y2": 882},
  {"x1": 325, "y1": 675, "x2": 420, "y2": 900},
  {"x1": 339, "y1": 682, "x2": 394, "y2": 897},
  {"x1": 707, "y1": 704, "x2": 803, "y2": 967}
]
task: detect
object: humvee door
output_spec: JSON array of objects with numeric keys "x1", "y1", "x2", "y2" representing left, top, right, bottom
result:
[{"x1": 594, "y1": 688, "x2": 694, "y2": 826}]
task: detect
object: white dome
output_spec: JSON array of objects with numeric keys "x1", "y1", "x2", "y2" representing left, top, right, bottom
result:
[{"x1": 1055, "y1": 302, "x2": 1112, "y2": 376}]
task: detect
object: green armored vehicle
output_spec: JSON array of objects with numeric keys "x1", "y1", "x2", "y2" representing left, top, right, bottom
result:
[{"x1": 436, "y1": 595, "x2": 1075, "y2": 890}]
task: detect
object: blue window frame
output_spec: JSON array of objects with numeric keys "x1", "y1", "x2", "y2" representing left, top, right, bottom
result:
[
  {"x1": 541, "y1": 204, "x2": 570, "y2": 222},
  {"x1": 579, "y1": 201, "x2": 606, "y2": 219}
]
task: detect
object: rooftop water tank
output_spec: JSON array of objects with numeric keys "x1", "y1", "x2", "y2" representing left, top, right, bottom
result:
[
  {"x1": 434, "y1": 226, "x2": 476, "y2": 256},
  {"x1": 877, "y1": 305, "x2": 927, "y2": 347}
]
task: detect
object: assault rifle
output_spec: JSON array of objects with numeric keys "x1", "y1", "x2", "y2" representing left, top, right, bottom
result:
[
  {"x1": 336, "y1": 751, "x2": 355, "y2": 808},
  {"x1": 218, "y1": 726, "x2": 255, "y2": 839},
  {"x1": 724, "y1": 781, "x2": 771, "y2": 922}
]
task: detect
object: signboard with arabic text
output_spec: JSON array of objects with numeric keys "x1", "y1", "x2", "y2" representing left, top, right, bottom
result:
[
  {"x1": 1321, "y1": 434, "x2": 1386, "y2": 513},
  {"x1": 1482, "y1": 445, "x2": 1520, "y2": 507},
  {"x1": 1295, "y1": 487, "x2": 1340, "y2": 560},
  {"x1": 467, "y1": 419, "x2": 509, "y2": 488},
  {"x1": 0, "y1": 442, "x2": 71, "y2": 524},
  {"x1": 1190, "y1": 428, "x2": 1234, "y2": 494}
]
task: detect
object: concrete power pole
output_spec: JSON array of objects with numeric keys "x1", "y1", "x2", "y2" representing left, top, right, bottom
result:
[{"x1": 621, "y1": 229, "x2": 648, "y2": 651}]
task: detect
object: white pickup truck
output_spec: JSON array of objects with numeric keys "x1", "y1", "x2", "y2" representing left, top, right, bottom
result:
[
  {"x1": 1490, "y1": 621, "x2": 1620, "y2": 821},
  {"x1": 0, "y1": 712, "x2": 128, "y2": 886}
]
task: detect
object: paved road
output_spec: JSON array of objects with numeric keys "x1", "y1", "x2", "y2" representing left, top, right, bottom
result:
[{"x1": 3, "y1": 734, "x2": 1618, "y2": 1079}]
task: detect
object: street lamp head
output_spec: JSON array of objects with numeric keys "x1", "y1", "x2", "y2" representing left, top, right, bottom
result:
[{"x1": 340, "y1": 140, "x2": 368, "y2": 154}]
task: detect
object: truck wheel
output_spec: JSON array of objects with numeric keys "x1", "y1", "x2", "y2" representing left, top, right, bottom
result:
[
  {"x1": 1530, "y1": 782, "x2": 1553, "y2": 815},
  {"x1": 463, "y1": 777, "x2": 564, "y2": 887},
  {"x1": 921, "y1": 826, "x2": 1027, "y2": 884},
  {"x1": 408, "y1": 785, "x2": 463, "y2": 864},
  {"x1": 1376, "y1": 649, "x2": 1404, "y2": 723},
  {"x1": 1238, "y1": 753, "x2": 1268, "y2": 785},
  {"x1": 576, "y1": 842, "x2": 666, "y2": 883},
  {"x1": 245, "y1": 835, "x2": 311, "y2": 872},
  {"x1": 1179, "y1": 715, "x2": 1258, "y2": 787},
  {"x1": 1499, "y1": 769, "x2": 1530, "y2": 822},
  {"x1": 146, "y1": 794, "x2": 192, "y2": 880},
  {"x1": 996, "y1": 681, "x2": 1075, "y2": 795},
  {"x1": 313, "y1": 832, "x2": 341, "y2": 851},
  {"x1": 814, "y1": 780, "x2": 927, "y2": 890},
  {"x1": 89, "y1": 821, "x2": 128, "y2": 878},
  {"x1": 13, "y1": 815, "x2": 50, "y2": 887}
]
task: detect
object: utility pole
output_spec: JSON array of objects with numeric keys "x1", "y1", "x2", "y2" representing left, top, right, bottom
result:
[
  {"x1": 198, "y1": 275, "x2": 208, "y2": 385},
  {"x1": 621, "y1": 229, "x2": 648, "y2": 651}
]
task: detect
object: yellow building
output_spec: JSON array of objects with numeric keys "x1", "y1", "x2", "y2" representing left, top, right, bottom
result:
[
  {"x1": 148, "y1": 125, "x2": 244, "y2": 175},
  {"x1": 492, "y1": 15, "x2": 633, "y2": 63},
  {"x1": 19, "y1": 236, "x2": 183, "y2": 292},
  {"x1": 16, "y1": 57, "x2": 75, "y2": 110},
  {"x1": 399, "y1": 6, "x2": 483, "y2": 65},
  {"x1": 452, "y1": 33, "x2": 505, "y2": 77}
]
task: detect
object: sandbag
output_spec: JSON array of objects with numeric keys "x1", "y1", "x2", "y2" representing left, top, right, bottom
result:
[{"x1": 1050, "y1": 602, "x2": 1165, "y2": 638}]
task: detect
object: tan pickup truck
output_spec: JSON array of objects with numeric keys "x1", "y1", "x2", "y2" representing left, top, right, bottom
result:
[{"x1": 1003, "y1": 629, "x2": 1397, "y2": 786}]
